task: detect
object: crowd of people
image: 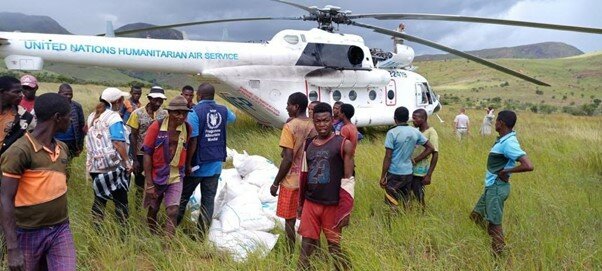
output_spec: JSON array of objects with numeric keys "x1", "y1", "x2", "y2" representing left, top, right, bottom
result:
[{"x1": 0, "y1": 74, "x2": 533, "y2": 271}]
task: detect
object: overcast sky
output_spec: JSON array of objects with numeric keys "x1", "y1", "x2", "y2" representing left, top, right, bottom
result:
[{"x1": 3, "y1": 0, "x2": 602, "y2": 55}]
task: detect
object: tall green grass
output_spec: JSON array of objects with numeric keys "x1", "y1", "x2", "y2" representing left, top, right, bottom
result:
[{"x1": 5, "y1": 85, "x2": 601, "y2": 270}]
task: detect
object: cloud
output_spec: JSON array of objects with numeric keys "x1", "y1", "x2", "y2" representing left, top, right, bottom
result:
[{"x1": 436, "y1": 0, "x2": 602, "y2": 53}]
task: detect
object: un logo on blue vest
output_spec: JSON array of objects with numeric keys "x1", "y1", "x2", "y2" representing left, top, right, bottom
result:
[{"x1": 206, "y1": 111, "x2": 223, "y2": 129}]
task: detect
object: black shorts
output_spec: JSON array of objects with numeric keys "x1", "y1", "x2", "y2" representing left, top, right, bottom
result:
[
  {"x1": 384, "y1": 173, "x2": 413, "y2": 206},
  {"x1": 410, "y1": 175, "x2": 426, "y2": 203}
]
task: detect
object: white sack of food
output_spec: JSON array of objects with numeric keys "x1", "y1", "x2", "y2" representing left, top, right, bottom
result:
[
  {"x1": 189, "y1": 168, "x2": 236, "y2": 221},
  {"x1": 209, "y1": 229, "x2": 279, "y2": 262},
  {"x1": 258, "y1": 183, "x2": 278, "y2": 204},
  {"x1": 219, "y1": 194, "x2": 275, "y2": 233},
  {"x1": 244, "y1": 168, "x2": 278, "y2": 188},
  {"x1": 232, "y1": 151, "x2": 276, "y2": 177}
]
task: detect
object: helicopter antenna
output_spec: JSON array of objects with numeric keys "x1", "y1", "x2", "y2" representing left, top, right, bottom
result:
[{"x1": 435, "y1": 113, "x2": 445, "y2": 123}]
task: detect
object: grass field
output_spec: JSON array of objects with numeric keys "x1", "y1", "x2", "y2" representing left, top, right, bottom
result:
[
  {"x1": 3, "y1": 84, "x2": 601, "y2": 270},
  {"x1": 416, "y1": 52, "x2": 602, "y2": 108}
]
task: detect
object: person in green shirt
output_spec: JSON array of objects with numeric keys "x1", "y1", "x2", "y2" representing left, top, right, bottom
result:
[
  {"x1": 470, "y1": 110, "x2": 534, "y2": 256},
  {"x1": 411, "y1": 109, "x2": 439, "y2": 209}
]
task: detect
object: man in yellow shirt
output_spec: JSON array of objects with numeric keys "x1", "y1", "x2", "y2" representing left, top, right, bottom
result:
[
  {"x1": 411, "y1": 109, "x2": 439, "y2": 208},
  {"x1": 126, "y1": 87, "x2": 168, "y2": 206}
]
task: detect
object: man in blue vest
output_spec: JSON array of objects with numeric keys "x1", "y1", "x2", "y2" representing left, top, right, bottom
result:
[{"x1": 177, "y1": 83, "x2": 236, "y2": 238}]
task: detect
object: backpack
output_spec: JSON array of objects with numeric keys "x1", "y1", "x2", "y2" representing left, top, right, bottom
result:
[{"x1": 86, "y1": 110, "x2": 122, "y2": 171}]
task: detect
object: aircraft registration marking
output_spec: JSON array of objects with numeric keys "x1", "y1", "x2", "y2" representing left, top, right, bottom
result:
[{"x1": 388, "y1": 70, "x2": 407, "y2": 78}]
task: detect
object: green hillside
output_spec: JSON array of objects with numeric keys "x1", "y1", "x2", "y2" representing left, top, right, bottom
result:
[
  {"x1": 415, "y1": 52, "x2": 602, "y2": 114},
  {"x1": 414, "y1": 42, "x2": 583, "y2": 61},
  {"x1": 0, "y1": 63, "x2": 202, "y2": 89},
  {"x1": 44, "y1": 63, "x2": 142, "y2": 84}
]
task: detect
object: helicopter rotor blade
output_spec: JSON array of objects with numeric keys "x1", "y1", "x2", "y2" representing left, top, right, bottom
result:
[
  {"x1": 349, "y1": 13, "x2": 602, "y2": 34},
  {"x1": 98, "y1": 17, "x2": 303, "y2": 36},
  {"x1": 351, "y1": 21, "x2": 551, "y2": 86}
]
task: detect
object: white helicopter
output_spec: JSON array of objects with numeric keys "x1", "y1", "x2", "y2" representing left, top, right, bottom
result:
[{"x1": 1, "y1": 0, "x2": 601, "y2": 127}]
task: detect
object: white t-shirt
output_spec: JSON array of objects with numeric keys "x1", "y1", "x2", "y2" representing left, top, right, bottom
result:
[{"x1": 454, "y1": 114, "x2": 469, "y2": 128}]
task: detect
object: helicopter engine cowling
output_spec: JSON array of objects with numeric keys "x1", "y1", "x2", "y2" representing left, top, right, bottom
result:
[
  {"x1": 305, "y1": 68, "x2": 390, "y2": 88},
  {"x1": 376, "y1": 44, "x2": 415, "y2": 69}
]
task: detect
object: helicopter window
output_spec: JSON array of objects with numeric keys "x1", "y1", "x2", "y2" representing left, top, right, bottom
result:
[
  {"x1": 417, "y1": 83, "x2": 431, "y2": 104},
  {"x1": 283, "y1": 35, "x2": 299, "y2": 45},
  {"x1": 296, "y1": 43, "x2": 364, "y2": 68},
  {"x1": 387, "y1": 90, "x2": 395, "y2": 100},
  {"x1": 300, "y1": 34, "x2": 306, "y2": 42},
  {"x1": 333, "y1": 90, "x2": 342, "y2": 101},
  {"x1": 349, "y1": 90, "x2": 357, "y2": 101},
  {"x1": 369, "y1": 90, "x2": 377, "y2": 101},
  {"x1": 309, "y1": 91, "x2": 318, "y2": 101}
]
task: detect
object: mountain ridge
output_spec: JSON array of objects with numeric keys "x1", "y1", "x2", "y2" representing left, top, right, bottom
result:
[
  {"x1": 415, "y1": 42, "x2": 583, "y2": 61},
  {"x1": 114, "y1": 23, "x2": 183, "y2": 40},
  {"x1": 0, "y1": 12, "x2": 71, "y2": 34}
]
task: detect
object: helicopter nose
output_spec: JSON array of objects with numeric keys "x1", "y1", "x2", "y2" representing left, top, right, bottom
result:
[{"x1": 433, "y1": 102, "x2": 442, "y2": 113}]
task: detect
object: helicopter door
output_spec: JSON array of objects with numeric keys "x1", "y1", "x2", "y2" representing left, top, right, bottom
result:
[
  {"x1": 415, "y1": 82, "x2": 432, "y2": 106},
  {"x1": 386, "y1": 79, "x2": 396, "y2": 106}
]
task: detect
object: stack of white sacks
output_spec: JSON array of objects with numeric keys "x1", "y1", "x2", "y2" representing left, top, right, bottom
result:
[{"x1": 187, "y1": 148, "x2": 286, "y2": 261}]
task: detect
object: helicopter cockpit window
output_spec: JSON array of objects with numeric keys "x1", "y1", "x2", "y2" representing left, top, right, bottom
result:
[
  {"x1": 333, "y1": 90, "x2": 342, "y2": 101},
  {"x1": 349, "y1": 90, "x2": 357, "y2": 101},
  {"x1": 309, "y1": 91, "x2": 318, "y2": 101},
  {"x1": 369, "y1": 90, "x2": 377, "y2": 101},
  {"x1": 300, "y1": 34, "x2": 306, "y2": 43},
  {"x1": 283, "y1": 35, "x2": 299, "y2": 45},
  {"x1": 417, "y1": 83, "x2": 432, "y2": 104},
  {"x1": 296, "y1": 43, "x2": 364, "y2": 68},
  {"x1": 387, "y1": 90, "x2": 395, "y2": 100}
]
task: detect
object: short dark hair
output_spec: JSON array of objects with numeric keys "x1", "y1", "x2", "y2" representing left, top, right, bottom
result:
[
  {"x1": 340, "y1": 103, "x2": 355, "y2": 119},
  {"x1": 58, "y1": 83, "x2": 72, "y2": 92},
  {"x1": 182, "y1": 85, "x2": 194, "y2": 92},
  {"x1": 334, "y1": 101, "x2": 344, "y2": 107},
  {"x1": 130, "y1": 85, "x2": 142, "y2": 92},
  {"x1": 197, "y1": 83, "x2": 215, "y2": 100},
  {"x1": 413, "y1": 108, "x2": 427, "y2": 120},
  {"x1": 497, "y1": 110, "x2": 517, "y2": 129},
  {"x1": 309, "y1": 101, "x2": 320, "y2": 106},
  {"x1": 34, "y1": 93, "x2": 70, "y2": 122},
  {"x1": 313, "y1": 102, "x2": 332, "y2": 116},
  {"x1": 394, "y1": 106, "x2": 409, "y2": 122},
  {"x1": 0, "y1": 76, "x2": 20, "y2": 93},
  {"x1": 288, "y1": 92, "x2": 308, "y2": 112}
]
